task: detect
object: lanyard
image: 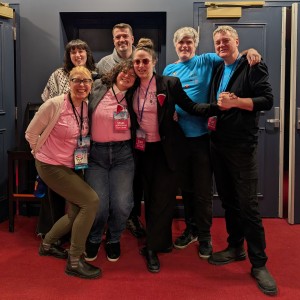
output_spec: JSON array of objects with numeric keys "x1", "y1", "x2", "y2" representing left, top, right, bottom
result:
[
  {"x1": 112, "y1": 86, "x2": 126, "y2": 104},
  {"x1": 137, "y1": 74, "x2": 154, "y2": 123},
  {"x1": 69, "y1": 93, "x2": 84, "y2": 142}
]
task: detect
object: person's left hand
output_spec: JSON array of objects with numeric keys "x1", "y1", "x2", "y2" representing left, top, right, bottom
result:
[
  {"x1": 218, "y1": 92, "x2": 238, "y2": 110},
  {"x1": 246, "y1": 48, "x2": 261, "y2": 66}
]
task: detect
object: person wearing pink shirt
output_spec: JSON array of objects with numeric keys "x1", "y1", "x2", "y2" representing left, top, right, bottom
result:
[
  {"x1": 84, "y1": 60, "x2": 137, "y2": 262},
  {"x1": 25, "y1": 66, "x2": 101, "y2": 280}
]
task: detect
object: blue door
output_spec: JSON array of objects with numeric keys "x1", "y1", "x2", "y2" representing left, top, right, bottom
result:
[
  {"x1": 0, "y1": 15, "x2": 16, "y2": 220},
  {"x1": 288, "y1": 3, "x2": 300, "y2": 224}
]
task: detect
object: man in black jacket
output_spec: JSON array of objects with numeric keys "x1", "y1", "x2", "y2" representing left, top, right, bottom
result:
[{"x1": 207, "y1": 25, "x2": 277, "y2": 296}]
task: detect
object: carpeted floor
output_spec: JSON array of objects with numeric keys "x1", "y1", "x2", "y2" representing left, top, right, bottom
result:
[{"x1": 0, "y1": 215, "x2": 299, "y2": 300}]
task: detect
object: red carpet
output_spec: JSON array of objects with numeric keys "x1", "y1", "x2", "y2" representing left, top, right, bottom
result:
[{"x1": 0, "y1": 216, "x2": 300, "y2": 299}]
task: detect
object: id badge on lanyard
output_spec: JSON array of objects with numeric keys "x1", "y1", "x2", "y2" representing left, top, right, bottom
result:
[
  {"x1": 113, "y1": 104, "x2": 129, "y2": 131},
  {"x1": 135, "y1": 128, "x2": 146, "y2": 151},
  {"x1": 74, "y1": 136, "x2": 91, "y2": 170}
]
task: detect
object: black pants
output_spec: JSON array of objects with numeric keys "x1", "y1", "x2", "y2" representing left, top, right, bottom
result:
[
  {"x1": 211, "y1": 141, "x2": 268, "y2": 268},
  {"x1": 180, "y1": 135, "x2": 213, "y2": 241},
  {"x1": 137, "y1": 142, "x2": 178, "y2": 252}
]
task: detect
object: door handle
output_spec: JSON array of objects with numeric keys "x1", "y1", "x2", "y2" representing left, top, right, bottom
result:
[
  {"x1": 297, "y1": 108, "x2": 300, "y2": 130},
  {"x1": 266, "y1": 107, "x2": 280, "y2": 128}
]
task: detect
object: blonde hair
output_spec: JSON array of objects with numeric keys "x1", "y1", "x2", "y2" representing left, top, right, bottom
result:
[
  {"x1": 134, "y1": 38, "x2": 157, "y2": 61},
  {"x1": 69, "y1": 66, "x2": 92, "y2": 80},
  {"x1": 173, "y1": 27, "x2": 199, "y2": 48},
  {"x1": 213, "y1": 25, "x2": 239, "y2": 39}
]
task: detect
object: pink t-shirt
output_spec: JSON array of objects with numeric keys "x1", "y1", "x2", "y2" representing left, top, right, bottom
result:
[
  {"x1": 91, "y1": 85, "x2": 131, "y2": 142},
  {"x1": 36, "y1": 97, "x2": 88, "y2": 168},
  {"x1": 133, "y1": 77, "x2": 160, "y2": 142}
]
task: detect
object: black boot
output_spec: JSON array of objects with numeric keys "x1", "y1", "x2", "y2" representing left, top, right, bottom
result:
[
  {"x1": 251, "y1": 266, "x2": 278, "y2": 296},
  {"x1": 140, "y1": 247, "x2": 160, "y2": 273},
  {"x1": 65, "y1": 255, "x2": 102, "y2": 279},
  {"x1": 208, "y1": 246, "x2": 246, "y2": 265},
  {"x1": 39, "y1": 242, "x2": 68, "y2": 259}
]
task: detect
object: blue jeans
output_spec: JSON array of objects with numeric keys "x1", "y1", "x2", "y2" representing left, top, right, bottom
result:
[{"x1": 85, "y1": 140, "x2": 134, "y2": 244}]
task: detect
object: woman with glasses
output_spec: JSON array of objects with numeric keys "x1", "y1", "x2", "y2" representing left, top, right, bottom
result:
[
  {"x1": 37, "y1": 39, "x2": 99, "y2": 241},
  {"x1": 129, "y1": 38, "x2": 217, "y2": 273},
  {"x1": 25, "y1": 66, "x2": 101, "y2": 279},
  {"x1": 84, "y1": 60, "x2": 137, "y2": 263}
]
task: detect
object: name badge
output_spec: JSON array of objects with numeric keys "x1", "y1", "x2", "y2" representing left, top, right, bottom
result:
[
  {"x1": 208, "y1": 116, "x2": 217, "y2": 131},
  {"x1": 74, "y1": 147, "x2": 88, "y2": 170},
  {"x1": 135, "y1": 128, "x2": 146, "y2": 151},
  {"x1": 113, "y1": 110, "x2": 129, "y2": 131}
]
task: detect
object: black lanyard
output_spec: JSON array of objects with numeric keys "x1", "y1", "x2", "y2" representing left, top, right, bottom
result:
[
  {"x1": 112, "y1": 86, "x2": 126, "y2": 104},
  {"x1": 137, "y1": 74, "x2": 154, "y2": 123},
  {"x1": 69, "y1": 93, "x2": 84, "y2": 142}
]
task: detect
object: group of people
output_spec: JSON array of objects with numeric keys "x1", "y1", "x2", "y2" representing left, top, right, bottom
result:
[{"x1": 25, "y1": 22, "x2": 278, "y2": 296}]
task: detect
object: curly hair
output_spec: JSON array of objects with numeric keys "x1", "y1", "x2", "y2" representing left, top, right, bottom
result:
[
  {"x1": 63, "y1": 39, "x2": 96, "y2": 73},
  {"x1": 101, "y1": 60, "x2": 135, "y2": 87}
]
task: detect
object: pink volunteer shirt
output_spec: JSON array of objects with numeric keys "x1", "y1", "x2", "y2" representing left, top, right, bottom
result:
[
  {"x1": 133, "y1": 77, "x2": 160, "y2": 142},
  {"x1": 91, "y1": 85, "x2": 131, "y2": 142},
  {"x1": 36, "y1": 97, "x2": 88, "y2": 168}
]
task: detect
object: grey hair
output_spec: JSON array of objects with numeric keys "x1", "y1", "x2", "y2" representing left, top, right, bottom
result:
[
  {"x1": 213, "y1": 25, "x2": 239, "y2": 39},
  {"x1": 173, "y1": 27, "x2": 199, "y2": 48}
]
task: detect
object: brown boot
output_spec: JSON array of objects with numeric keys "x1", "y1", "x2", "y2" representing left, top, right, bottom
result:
[{"x1": 65, "y1": 255, "x2": 101, "y2": 279}]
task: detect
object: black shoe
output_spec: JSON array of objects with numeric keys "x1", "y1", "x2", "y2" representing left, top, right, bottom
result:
[
  {"x1": 85, "y1": 241, "x2": 101, "y2": 262},
  {"x1": 65, "y1": 256, "x2": 101, "y2": 279},
  {"x1": 140, "y1": 247, "x2": 160, "y2": 273},
  {"x1": 126, "y1": 216, "x2": 146, "y2": 238},
  {"x1": 39, "y1": 242, "x2": 68, "y2": 259},
  {"x1": 174, "y1": 228, "x2": 198, "y2": 249},
  {"x1": 198, "y1": 241, "x2": 213, "y2": 259},
  {"x1": 208, "y1": 246, "x2": 246, "y2": 265},
  {"x1": 251, "y1": 266, "x2": 278, "y2": 296},
  {"x1": 105, "y1": 242, "x2": 120, "y2": 262}
]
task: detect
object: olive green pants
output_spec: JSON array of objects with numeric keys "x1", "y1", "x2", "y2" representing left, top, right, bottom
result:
[{"x1": 36, "y1": 160, "x2": 99, "y2": 257}]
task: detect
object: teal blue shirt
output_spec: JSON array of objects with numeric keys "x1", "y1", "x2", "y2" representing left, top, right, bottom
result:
[{"x1": 163, "y1": 53, "x2": 222, "y2": 137}]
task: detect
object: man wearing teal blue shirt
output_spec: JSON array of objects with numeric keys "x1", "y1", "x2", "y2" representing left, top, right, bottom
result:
[{"x1": 163, "y1": 27, "x2": 261, "y2": 258}]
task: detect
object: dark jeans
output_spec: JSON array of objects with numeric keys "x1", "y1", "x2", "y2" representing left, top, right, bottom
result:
[
  {"x1": 85, "y1": 140, "x2": 134, "y2": 244},
  {"x1": 180, "y1": 134, "x2": 213, "y2": 241},
  {"x1": 211, "y1": 141, "x2": 268, "y2": 268}
]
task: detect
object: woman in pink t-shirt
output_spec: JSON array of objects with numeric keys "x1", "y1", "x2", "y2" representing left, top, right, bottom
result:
[
  {"x1": 129, "y1": 38, "x2": 215, "y2": 273},
  {"x1": 84, "y1": 60, "x2": 137, "y2": 263},
  {"x1": 26, "y1": 66, "x2": 101, "y2": 280}
]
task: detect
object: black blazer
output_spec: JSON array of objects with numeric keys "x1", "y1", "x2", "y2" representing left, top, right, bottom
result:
[{"x1": 126, "y1": 74, "x2": 217, "y2": 171}]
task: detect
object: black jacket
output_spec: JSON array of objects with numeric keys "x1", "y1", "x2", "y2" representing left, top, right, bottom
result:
[
  {"x1": 126, "y1": 74, "x2": 216, "y2": 171},
  {"x1": 210, "y1": 55, "x2": 273, "y2": 145}
]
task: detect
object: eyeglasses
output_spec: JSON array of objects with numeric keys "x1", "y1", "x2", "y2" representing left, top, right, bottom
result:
[
  {"x1": 121, "y1": 70, "x2": 136, "y2": 78},
  {"x1": 133, "y1": 58, "x2": 151, "y2": 66},
  {"x1": 70, "y1": 78, "x2": 92, "y2": 85}
]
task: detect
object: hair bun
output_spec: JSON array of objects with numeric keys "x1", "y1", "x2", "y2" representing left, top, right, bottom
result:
[{"x1": 136, "y1": 38, "x2": 154, "y2": 50}]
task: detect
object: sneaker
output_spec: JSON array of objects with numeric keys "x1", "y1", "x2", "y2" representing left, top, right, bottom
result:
[
  {"x1": 198, "y1": 241, "x2": 213, "y2": 259},
  {"x1": 85, "y1": 241, "x2": 100, "y2": 262},
  {"x1": 174, "y1": 228, "x2": 198, "y2": 249},
  {"x1": 251, "y1": 266, "x2": 278, "y2": 296},
  {"x1": 105, "y1": 242, "x2": 120, "y2": 262},
  {"x1": 126, "y1": 216, "x2": 146, "y2": 238},
  {"x1": 208, "y1": 246, "x2": 246, "y2": 265}
]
